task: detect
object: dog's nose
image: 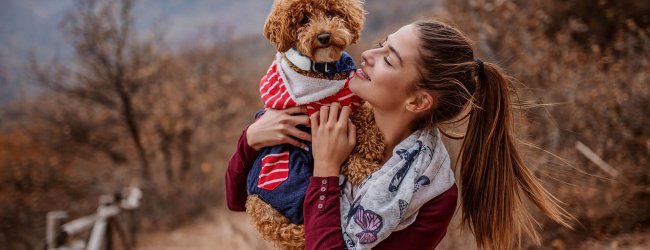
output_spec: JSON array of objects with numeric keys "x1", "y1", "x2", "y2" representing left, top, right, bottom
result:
[{"x1": 317, "y1": 32, "x2": 331, "y2": 45}]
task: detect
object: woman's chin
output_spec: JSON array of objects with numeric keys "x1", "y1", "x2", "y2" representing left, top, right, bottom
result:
[
  {"x1": 349, "y1": 77, "x2": 366, "y2": 96},
  {"x1": 348, "y1": 76, "x2": 363, "y2": 95}
]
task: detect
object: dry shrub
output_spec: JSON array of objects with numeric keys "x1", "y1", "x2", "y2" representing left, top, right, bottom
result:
[
  {"x1": 431, "y1": 0, "x2": 649, "y2": 248},
  {"x1": 0, "y1": 1, "x2": 263, "y2": 249},
  {"x1": 0, "y1": 41, "x2": 260, "y2": 250}
]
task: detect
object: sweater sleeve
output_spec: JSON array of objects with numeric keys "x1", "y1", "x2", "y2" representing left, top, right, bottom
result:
[
  {"x1": 225, "y1": 127, "x2": 260, "y2": 211},
  {"x1": 303, "y1": 180, "x2": 458, "y2": 250},
  {"x1": 374, "y1": 184, "x2": 458, "y2": 249},
  {"x1": 304, "y1": 176, "x2": 346, "y2": 250}
]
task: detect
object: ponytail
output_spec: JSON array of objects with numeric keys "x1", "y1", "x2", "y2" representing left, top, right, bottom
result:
[
  {"x1": 412, "y1": 20, "x2": 573, "y2": 249},
  {"x1": 458, "y1": 61, "x2": 574, "y2": 249}
]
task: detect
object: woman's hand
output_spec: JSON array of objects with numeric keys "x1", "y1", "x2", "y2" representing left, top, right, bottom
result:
[
  {"x1": 310, "y1": 103, "x2": 356, "y2": 177},
  {"x1": 246, "y1": 106, "x2": 312, "y2": 151}
]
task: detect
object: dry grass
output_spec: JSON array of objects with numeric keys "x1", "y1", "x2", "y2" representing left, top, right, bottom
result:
[{"x1": 137, "y1": 205, "x2": 273, "y2": 250}]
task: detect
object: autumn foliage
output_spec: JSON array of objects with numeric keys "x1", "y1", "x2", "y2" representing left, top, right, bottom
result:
[
  {"x1": 1, "y1": 0, "x2": 262, "y2": 248},
  {"x1": 1, "y1": 0, "x2": 648, "y2": 249}
]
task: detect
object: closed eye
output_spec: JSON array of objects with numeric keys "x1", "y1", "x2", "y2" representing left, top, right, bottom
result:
[
  {"x1": 377, "y1": 40, "x2": 393, "y2": 66},
  {"x1": 384, "y1": 57, "x2": 393, "y2": 66}
]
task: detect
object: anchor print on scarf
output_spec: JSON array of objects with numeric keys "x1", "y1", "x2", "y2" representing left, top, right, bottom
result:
[{"x1": 388, "y1": 140, "x2": 424, "y2": 192}]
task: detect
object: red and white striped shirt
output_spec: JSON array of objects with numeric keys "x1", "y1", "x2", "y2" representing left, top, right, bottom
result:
[{"x1": 259, "y1": 57, "x2": 361, "y2": 116}]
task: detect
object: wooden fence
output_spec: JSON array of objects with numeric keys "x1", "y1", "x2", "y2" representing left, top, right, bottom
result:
[{"x1": 45, "y1": 187, "x2": 142, "y2": 250}]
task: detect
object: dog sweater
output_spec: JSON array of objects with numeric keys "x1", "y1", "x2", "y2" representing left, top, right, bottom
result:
[
  {"x1": 247, "y1": 53, "x2": 359, "y2": 225},
  {"x1": 260, "y1": 52, "x2": 361, "y2": 116}
]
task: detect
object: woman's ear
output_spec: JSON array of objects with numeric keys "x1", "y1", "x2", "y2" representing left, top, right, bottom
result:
[{"x1": 405, "y1": 91, "x2": 435, "y2": 114}]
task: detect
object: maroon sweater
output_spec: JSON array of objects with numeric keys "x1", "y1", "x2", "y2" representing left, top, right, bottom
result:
[{"x1": 226, "y1": 128, "x2": 458, "y2": 249}]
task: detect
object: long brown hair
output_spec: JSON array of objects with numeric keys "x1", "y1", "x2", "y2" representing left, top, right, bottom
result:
[{"x1": 411, "y1": 20, "x2": 574, "y2": 249}]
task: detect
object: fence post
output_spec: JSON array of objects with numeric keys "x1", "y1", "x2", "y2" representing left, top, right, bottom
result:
[
  {"x1": 105, "y1": 219, "x2": 113, "y2": 250},
  {"x1": 87, "y1": 195, "x2": 115, "y2": 250},
  {"x1": 122, "y1": 186, "x2": 142, "y2": 247},
  {"x1": 45, "y1": 187, "x2": 141, "y2": 250},
  {"x1": 46, "y1": 211, "x2": 68, "y2": 250}
]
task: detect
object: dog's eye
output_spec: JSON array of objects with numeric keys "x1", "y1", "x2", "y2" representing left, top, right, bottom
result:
[
  {"x1": 300, "y1": 13, "x2": 310, "y2": 25},
  {"x1": 325, "y1": 11, "x2": 335, "y2": 18}
]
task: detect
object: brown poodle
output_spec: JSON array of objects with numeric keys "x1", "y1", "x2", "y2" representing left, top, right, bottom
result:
[
  {"x1": 264, "y1": 0, "x2": 364, "y2": 63},
  {"x1": 246, "y1": 1, "x2": 385, "y2": 249}
]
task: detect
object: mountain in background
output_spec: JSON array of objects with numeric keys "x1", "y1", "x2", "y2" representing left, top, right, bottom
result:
[
  {"x1": 0, "y1": 0, "x2": 439, "y2": 105},
  {"x1": 0, "y1": 0, "x2": 274, "y2": 105}
]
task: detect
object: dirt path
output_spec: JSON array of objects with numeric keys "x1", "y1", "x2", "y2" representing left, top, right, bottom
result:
[
  {"x1": 137, "y1": 205, "x2": 649, "y2": 250},
  {"x1": 137, "y1": 205, "x2": 273, "y2": 250},
  {"x1": 136, "y1": 204, "x2": 477, "y2": 250}
]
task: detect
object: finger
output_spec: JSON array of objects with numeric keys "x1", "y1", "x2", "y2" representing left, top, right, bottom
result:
[
  {"x1": 319, "y1": 106, "x2": 329, "y2": 126},
  {"x1": 310, "y1": 111, "x2": 319, "y2": 131},
  {"x1": 282, "y1": 136, "x2": 309, "y2": 151},
  {"x1": 286, "y1": 114, "x2": 310, "y2": 127},
  {"x1": 286, "y1": 127, "x2": 312, "y2": 142},
  {"x1": 347, "y1": 119, "x2": 357, "y2": 146},
  {"x1": 328, "y1": 103, "x2": 341, "y2": 124},
  {"x1": 284, "y1": 106, "x2": 309, "y2": 115},
  {"x1": 339, "y1": 106, "x2": 352, "y2": 124}
]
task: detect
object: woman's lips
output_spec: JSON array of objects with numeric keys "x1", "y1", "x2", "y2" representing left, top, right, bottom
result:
[{"x1": 355, "y1": 67, "x2": 371, "y2": 81}]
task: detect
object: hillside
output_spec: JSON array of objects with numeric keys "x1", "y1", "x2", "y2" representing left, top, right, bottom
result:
[{"x1": 2, "y1": 0, "x2": 648, "y2": 249}]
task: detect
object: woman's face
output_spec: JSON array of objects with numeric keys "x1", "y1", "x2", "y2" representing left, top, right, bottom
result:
[{"x1": 349, "y1": 24, "x2": 421, "y2": 112}]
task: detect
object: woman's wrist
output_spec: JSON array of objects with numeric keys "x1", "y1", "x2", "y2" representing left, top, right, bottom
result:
[
  {"x1": 245, "y1": 126, "x2": 262, "y2": 151},
  {"x1": 313, "y1": 162, "x2": 341, "y2": 177}
]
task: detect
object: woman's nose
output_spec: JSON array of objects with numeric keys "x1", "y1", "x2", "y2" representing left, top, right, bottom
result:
[{"x1": 360, "y1": 50, "x2": 375, "y2": 66}]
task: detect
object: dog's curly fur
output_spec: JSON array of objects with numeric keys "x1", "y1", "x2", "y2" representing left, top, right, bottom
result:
[
  {"x1": 342, "y1": 103, "x2": 385, "y2": 185},
  {"x1": 246, "y1": 195, "x2": 305, "y2": 250},
  {"x1": 264, "y1": 0, "x2": 365, "y2": 62},
  {"x1": 246, "y1": 1, "x2": 386, "y2": 248}
]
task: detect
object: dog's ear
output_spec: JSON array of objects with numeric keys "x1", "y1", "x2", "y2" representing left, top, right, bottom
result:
[
  {"x1": 339, "y1": 0, "x2": 366, "y2": 44},
  {"x1": 263, "y1": 1, "x2": 295, "y2": 52}
]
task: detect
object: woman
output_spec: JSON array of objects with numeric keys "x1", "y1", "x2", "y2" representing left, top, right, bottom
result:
[{"x1": 227, "y1": 20, "x2": 573, "y2": 249}]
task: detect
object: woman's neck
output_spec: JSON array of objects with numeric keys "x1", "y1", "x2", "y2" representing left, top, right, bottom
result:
[{"x1": 373, "y1": 108, "x2": 416, "y2": 163}]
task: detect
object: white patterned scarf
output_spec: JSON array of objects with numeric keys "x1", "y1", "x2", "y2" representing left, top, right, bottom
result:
[{"x1": 339, "y1": 128, "x2": 455, "y2": 250}]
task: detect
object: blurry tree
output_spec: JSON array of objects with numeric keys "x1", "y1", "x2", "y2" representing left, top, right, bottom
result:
[
  {"x1": 3, "y1": 0, "x2": 261, "y2": 248},
  {"x1": 543, "y1": 0, "x2": 650, "y2": 52},
  {"x1": 30, "y1": 0, "x2": 161, "y2": 181},
  {"x1": 139, "y1": 44, "x2": 252, "y2": 182}
]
